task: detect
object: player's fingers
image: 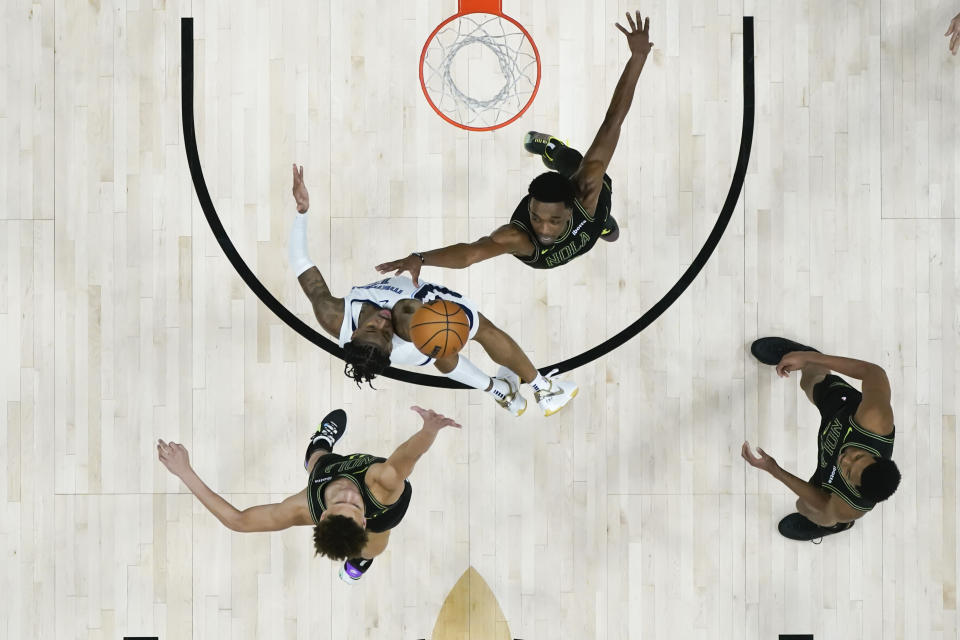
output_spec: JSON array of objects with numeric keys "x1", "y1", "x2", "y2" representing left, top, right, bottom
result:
[
  {"x1": 952, "y1": 32, "x2": 960, "y2": 52},
  {"x1": 615, "y1": 22, "x2": 628, "y2": 36},
  {"x1": 644, "y1": 16, "x2": 650, "y2": 33},
  {"x1": 625, "y1": 12, "x2": 636, "y2": 30}
]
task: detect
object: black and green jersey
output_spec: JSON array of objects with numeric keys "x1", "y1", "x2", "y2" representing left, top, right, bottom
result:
[
  {"x1": 509, "y1": 176, "x2": 614, "y2": 270},
  {"x1": 307, "y1": 453, "x2": 412, "y2": 533},
  {"x1": 813, "y1": 388, "x2": 896, "y2": 512}
]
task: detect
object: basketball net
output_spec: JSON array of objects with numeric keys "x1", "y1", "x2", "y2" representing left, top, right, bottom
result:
[{"x1": 421, "y1": 13, "x2": 539, "y2": 131}]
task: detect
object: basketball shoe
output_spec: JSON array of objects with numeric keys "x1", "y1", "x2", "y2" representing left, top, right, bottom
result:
[
  {"x1": 778, "y1": 513, "x2": 854, "y2": 543},
  {"x1": 750, "y1": 337, "x2": 820, "y2": 366},
  {"x1": 523, "y1": 131, "x2": 566, "y2": 171},
  {"x1": 304, "y1": 409, "x2": 347, "y2": 470},
  {"x1": 493, "y1": 366, "x2": 527, "y2": 417},
  {"x1": 339, "y1": 557, "x2": 374, "y2": 584},
  {"x1": 533, "y1": 372, "x2": 578, "y2": 417}
]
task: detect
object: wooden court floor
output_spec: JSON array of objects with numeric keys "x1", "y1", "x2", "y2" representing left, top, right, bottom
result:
[{"x1": 1, "y1": 1, "x2": 959, "y2": 638}]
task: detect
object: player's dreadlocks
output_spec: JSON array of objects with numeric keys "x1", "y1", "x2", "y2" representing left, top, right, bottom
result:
[{"x1": 342, "y1": 341, "x2": 391, "y2": 388}]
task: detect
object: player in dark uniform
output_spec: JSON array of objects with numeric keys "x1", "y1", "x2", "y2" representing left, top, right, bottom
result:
[
  {"x1": 742, "y1": 338, "x2": 901, "y2": 541},
  {"x1": 156, "y1": 406, "x2": 461, "y2": 582},
  {"x1": 374, "y1": 11, "x2": 654, "y2": 281}
]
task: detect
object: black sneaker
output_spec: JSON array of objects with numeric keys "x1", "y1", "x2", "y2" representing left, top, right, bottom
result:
[
  {"x1": 303, "y1": 409, "x2": 347, "y2": 470},
  {"x1": 750, "y1": 337, "x2": 820, "y2": 366},
  {"x1": 777, "y1": 513, "x2": 854, "y2": 543},
  {"x1": 523, "y1": 131, "x2": 564, "y2": 170}
]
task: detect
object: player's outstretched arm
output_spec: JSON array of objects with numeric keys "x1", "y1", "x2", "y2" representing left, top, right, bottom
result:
[
  {"x1": 157, "y1": 439, "x2": 309, "y2": 531},
  {"x1": 370, "y1": 406, "x2": 462, "y2": 495},
  {"x1": 574, "y1": 11, "x2": 653, "y2": 213},
  {"x1": 374, "y1": 225, "x2": 533, "y2": 286},
  {"x1": 290, "y1": 164, "x2": 344, "y2": 335}
]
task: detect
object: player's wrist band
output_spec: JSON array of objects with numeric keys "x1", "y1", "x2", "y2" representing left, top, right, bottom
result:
[{"x1": 412, "y1": 252, "x2": 425, "y2": 263}]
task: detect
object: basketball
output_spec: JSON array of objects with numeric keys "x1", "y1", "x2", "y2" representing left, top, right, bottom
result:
[{"x1": 409, "y1": 300, "x2": 471, "y2": 359}]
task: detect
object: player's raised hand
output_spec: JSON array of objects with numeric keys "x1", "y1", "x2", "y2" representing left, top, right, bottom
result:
[
  {"x1": 947, "y1": 12, "x2": 960, "y2": 55},
  {"x1": 411, "y1": 405, "x2": 462, "y2": 432},
  {"x1": 615, "y1": 10, "x2": 653, "y2": 59},
  {"x1": 375, "y1": 254, "x2": 423, "y2": 287},
  {"x1": 157, "y1": 439, "x2": 192, "y2": 477},
  {"x1": 292, "y1": 164, "x2": 309, "y2": 213}
]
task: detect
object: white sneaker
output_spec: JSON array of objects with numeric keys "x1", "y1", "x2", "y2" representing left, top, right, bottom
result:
[
  {"x1": 493, "y1": 366, "x2": 527, "y2": 417},
  {"x1": 339, "y1": 559, "x2": 368, "y2": 584},
  {"x1": 533, "y1": 373, "x2": 578, "y2": 416}
]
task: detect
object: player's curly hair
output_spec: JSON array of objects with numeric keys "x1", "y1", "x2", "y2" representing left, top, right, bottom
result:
[
  {"x1": 528, "y1": 171, "x2": 576, "y2": 209},
  {"x1": 342, "y1": 340, "x2": 391, "y2": 388},
  {"x1": 858, "y1": 457, "x2": 901, "y2": 503},
  {"x1": 313, "y1": 515, "x2": 369, "y2": 561}
]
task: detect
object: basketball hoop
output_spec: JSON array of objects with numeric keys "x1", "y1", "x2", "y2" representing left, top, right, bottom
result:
[{"x1": 419, "y1": 0, "x2": 541, "y2": 131}]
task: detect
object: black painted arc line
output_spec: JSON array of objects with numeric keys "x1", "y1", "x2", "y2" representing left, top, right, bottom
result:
[
  {"x1": 181, "y1": 18, "x2": 458, "y2": 388},
  {"x1": 180, "y1": 16, "x2": 754, "y2": 389},
  {"x1": 547, "y1": 16, "x2": 755, "y2": 373}
]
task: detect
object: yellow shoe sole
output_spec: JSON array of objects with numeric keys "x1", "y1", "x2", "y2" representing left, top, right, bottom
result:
[{"x1": 543, "y1": 386, "x2": 578, "y2": 417}]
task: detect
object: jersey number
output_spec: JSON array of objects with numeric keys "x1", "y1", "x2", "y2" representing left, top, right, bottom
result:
[{"x1": 414, "y1": 284, "x2": 462, "y2": 302}]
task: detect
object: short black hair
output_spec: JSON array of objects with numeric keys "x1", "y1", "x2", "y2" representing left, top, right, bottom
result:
[
  {"x1": 313, "y1": 515, "x2": 369, "y2": 561},
  {"x1": 342, "y1": 340, "x2": 391, "y2": 388},
  {"x1": 859, "y1": 457, "x2": 901, "y2": 503},
  {"x1": 528, "y1": 171, "x2": 576, "y2": 209}
]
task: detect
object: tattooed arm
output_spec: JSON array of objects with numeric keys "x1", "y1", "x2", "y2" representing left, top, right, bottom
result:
[
  {"x1": 291, "y1": 164, "x2": 345, "y2": 336},
  {"x1": 298, "y1": 267, "x2": 344, "y2": 336}
]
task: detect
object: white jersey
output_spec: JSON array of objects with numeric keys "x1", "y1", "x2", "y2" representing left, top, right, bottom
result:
[{"x1": 338, "y1": 276, "x2": 481, "y2": 366}]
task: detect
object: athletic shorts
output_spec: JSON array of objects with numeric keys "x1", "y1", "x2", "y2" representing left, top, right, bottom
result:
[
  {"x1": 809, "y1": 374, "x2": 861, "y2": 484},
  {"x1": 812, "y1": 374, "x2": 862, "y2": 419},
  {"x1": 366, "y1": 482, "x2": 412, "y2": 533}
]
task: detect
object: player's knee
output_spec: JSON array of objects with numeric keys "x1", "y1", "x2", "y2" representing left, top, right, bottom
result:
[
  {"x1": 434, "y1": 354, "x2": 458, "y2": 374},
  {"x1": 473, "y1": 313, "x2": 499, "y2": 342}
]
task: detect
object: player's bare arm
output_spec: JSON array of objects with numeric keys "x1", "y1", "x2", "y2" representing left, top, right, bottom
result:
[
  {"x1": 573, "y1": 10, "x2": 653, "y2": 214},
  {"x1": 741, "y1": 442, "x2": 833, "y2": 519},
  {"x1": 157, "y1": 439, "x2": 311, "y2": 532},
  {"x1": 290, "y1": 164, "x2": 344, "y2": 335},
  {"x1": 777, "y1": 352, "x2": 894, "y2": 435},
  {"x1": 368, "y1": 406, "x2": 462, "y2": 501},
  {"x1": 374, "y1": 225, "x2": 534, "y2": 286},
  {"x1": 298, "y1": 268, "x2": 344, "y2": 336}
]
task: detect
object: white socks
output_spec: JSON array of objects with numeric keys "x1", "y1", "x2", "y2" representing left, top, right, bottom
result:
[
  {"x1": 530, "y1": 373, "x2": 551, "y2": 392},
  {"x1": 445, "y1": 356, "x2": 495, "y2": 391}
]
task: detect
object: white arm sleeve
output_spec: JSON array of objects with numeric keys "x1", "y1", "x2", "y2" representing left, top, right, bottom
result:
[{"x1": 288, "y1": 212, "x2": 316, "y2": 277}]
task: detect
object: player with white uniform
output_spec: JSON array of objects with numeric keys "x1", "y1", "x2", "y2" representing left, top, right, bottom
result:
[
  {"x1": 288, "y1": 165, "x2": 577, "y2": 417},
  {"x1": 337, "y1": 276, "x2": 480, "y2": 367}
]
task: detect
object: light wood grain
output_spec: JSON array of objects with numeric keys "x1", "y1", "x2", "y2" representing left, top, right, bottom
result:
[{"x1": 1, "y1": 0, "x2": 958, "y2": 638}]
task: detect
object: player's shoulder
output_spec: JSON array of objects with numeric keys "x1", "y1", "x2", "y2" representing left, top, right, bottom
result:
[
  {"x1": 491, "y1": 222, "x2": 535, "y2": 254},
  {"x1": 825, "y1": 493, "x2": 869, "y2": 522}
]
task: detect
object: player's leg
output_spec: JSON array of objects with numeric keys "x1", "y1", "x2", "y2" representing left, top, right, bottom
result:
[
  {"x1": 799, "y1": 364, "x2": 832, "y2": 405},
  {"x1": 524, "y1": 131, "x2": 583, "y2": 178},
  {"x1": 600, "y1": 214, "x2": 620, "y2": 242},
  {"x1": 339, "y1": 531, "x2": 390, "y2": 583},
  {"x1": 751, "y1": 337, "x2": 824, "y2": 405},
  {"x1": 434, "y1": 350, "x2": 528, "y2": 417},
  {"x1": 470, "y1": 314, "x2": 538, "y2": 382},
  {"x1": 304, "y1": 409, "x2": 348, "y2": 472},
  {"x1": 472, "y1": 314, "x2": 578, "y2": 416},
  {"x1": 360, "y1": 530, "x2": 390, "y2": 558}
]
